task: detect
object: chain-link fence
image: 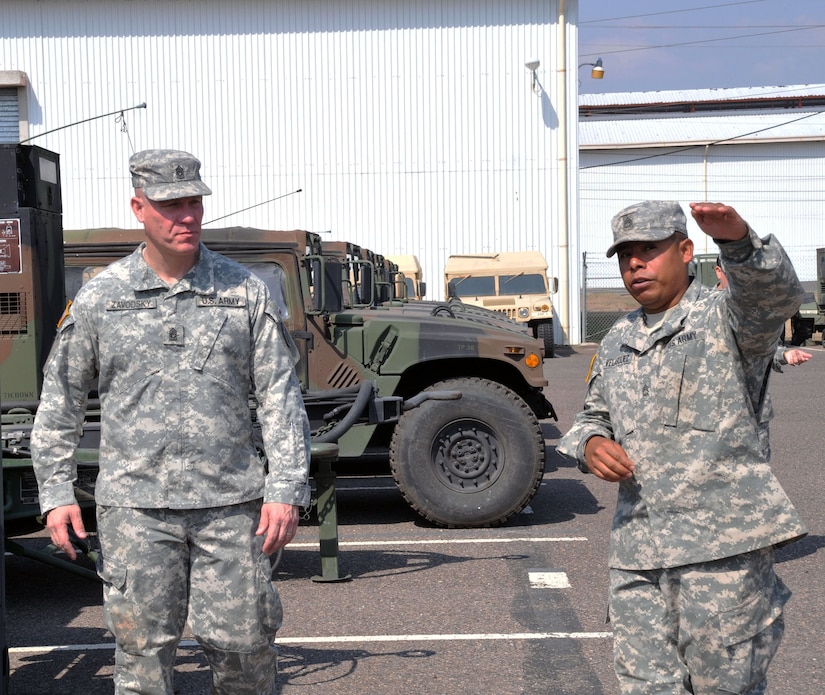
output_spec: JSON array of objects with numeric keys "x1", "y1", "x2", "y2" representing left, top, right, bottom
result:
[{"x1": 581, "y1": 252, "x2": 637, "y2": 343}]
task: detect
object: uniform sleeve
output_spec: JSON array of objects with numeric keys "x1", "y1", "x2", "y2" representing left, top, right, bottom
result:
[
  {"x1": 249, "y1": 283, "x2": 312, "y2": 507},
  {"x1": 719, "y1": 229, "x2": 804, "y2": 357},
  {"x1": 556, "y1": 351, "x2": 615, "y2": 472},
  {"x1": 772, "y1": 341, "x2": 788, "y2": 373},
  {"x1": 30, "y1": 302, "x2": 99, "y2": 513}
]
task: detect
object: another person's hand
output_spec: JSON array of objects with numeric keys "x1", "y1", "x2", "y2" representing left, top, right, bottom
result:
[
  {"x1": 44, "y1": 504, "x2": 87, "y2": 560},
  {"x1": 783, "y1": 348, "x2": 812, "y2": 366},
  {"x1": 689, "y1": 202, "x2": 748, "y2": 242},
  {"x1": 256, "y1": 502, "x2": 299, "y2": 555},
  {"x1": 583, "y1": 436, "x2": 636, "y2": 483}
]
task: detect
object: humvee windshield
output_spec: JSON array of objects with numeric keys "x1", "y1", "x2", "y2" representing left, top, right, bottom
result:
[
  {"x1": 500, "y1": 273, "x2": 547, "y2": 295},
  {"x1": 451, "y1": 275, "x2": 496, "y2": 297}
]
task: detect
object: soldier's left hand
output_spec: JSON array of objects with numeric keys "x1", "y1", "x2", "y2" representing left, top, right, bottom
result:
[
  {"x1": 688, "y1": 202, "x2": 748, "y2": 242},
  {"x1": 784, "y1": 349, "x2": 812, "y2": 366},
  {"x1": 256, "y1": 502, "x2": 299, "y2": 554}
]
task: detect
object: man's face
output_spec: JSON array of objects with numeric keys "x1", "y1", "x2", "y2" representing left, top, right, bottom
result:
[
  {"x1": 130, "y1": 191, "x2": 203, "y2": 258},
  {"x1": 616, "y1": 234, "x2": 694, "y2": 313}
]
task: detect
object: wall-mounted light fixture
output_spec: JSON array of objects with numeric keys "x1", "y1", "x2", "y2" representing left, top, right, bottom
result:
[
  {"x1": 578, "y1": 57, "x2": 605, "y2": 80},
  {"x1": 525, "y1": 59, "x2": 541, "y2": 94}
]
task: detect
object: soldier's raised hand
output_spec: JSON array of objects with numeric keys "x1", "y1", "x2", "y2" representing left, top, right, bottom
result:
[{"x1": 689, "y1": 202, "x2": 748, "y2": 242}]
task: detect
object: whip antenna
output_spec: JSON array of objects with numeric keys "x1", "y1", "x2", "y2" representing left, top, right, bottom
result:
[
  {"x1": 19, "y1": 102, "x2": 147, "y2": 144},
  {"x1": 203, "y1": 189, "x2": 303, "y2": 226}
]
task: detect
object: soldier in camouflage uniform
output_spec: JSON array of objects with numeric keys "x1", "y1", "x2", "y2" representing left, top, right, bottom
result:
[
  {"x1": 31, "y1": 149, "x2": 311, "y2": 694},
  {"x1": 558, "y1": 201, "x2": 807, "y2": 694}
]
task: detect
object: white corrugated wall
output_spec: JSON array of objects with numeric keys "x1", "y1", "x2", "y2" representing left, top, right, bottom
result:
[
  {"x1": 1, "y1": 0, "x2": 582, "y2": 340},
  {"x1": 579, "y1": 140, "x2": 824, "y2": 281}
]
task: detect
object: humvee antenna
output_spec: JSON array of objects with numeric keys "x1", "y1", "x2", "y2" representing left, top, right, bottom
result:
[
  {"x1": 202, "y1": 188, "x2": 303, "y2": 226},
  {"x1": 18, "y1": 102, "x2": 147, "y2": 144}
]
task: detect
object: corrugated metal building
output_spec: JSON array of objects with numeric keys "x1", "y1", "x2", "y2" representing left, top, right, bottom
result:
[
  {"x1": 579, "y1": 85, "x2": 825, "y2": 284},
  {"x1": 0, "y1": 0, "x2": 584, "y2": 342}
]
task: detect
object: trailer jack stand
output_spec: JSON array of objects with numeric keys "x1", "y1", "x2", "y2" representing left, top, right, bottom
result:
[
  {"x1": 5, "y1": 531, "x2": 100, "y2": 583},
  {"x1": 310, "y1": 443, "x2": 351, "y2": 583}
]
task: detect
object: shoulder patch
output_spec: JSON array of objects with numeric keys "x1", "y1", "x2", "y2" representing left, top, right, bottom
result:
[
  {"x1": 57, "y1": 300, "x2": 72, "y2": 328},
  {"x1": 586, "y1": 353, "x2": 597, "y2": 381}
]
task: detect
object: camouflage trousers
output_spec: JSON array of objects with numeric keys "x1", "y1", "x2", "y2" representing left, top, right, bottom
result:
[
  {"x1": 96, "y1": 501, "x2": 283, "y2": 695},
  {"x1": 609, "y1": 548, "x2": 789, "y2": 695}
]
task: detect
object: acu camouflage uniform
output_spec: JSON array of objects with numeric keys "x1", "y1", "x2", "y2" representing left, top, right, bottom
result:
[
  {"x1": 558, "y1": 228, "x2": 807, "y2": 694},
  {"x1": 32, "y1": 242, "x2": 311, "y2": 695}
]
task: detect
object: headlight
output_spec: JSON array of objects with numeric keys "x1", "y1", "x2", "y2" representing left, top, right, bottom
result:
[{"x1": 518, "y1": 308, "x2": 530, "y2": 319}]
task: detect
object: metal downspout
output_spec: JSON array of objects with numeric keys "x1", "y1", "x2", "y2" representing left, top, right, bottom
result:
[{"x1": 557, "y1": 0, "x2": 570, "y2": 344}]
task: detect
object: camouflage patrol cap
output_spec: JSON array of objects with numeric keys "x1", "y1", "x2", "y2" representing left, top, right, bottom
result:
[
  {"x1": 129, "y1": 149, "x2": 212, "y2": 201},
  {"x1": 607, "y1": 200, "x2": 687, "y2": 258}
]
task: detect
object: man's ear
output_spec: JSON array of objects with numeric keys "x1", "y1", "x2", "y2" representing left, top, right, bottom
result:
[
  {"x1": 130, "y1": 195, "x2": 144, "y2": 223},
  {"x1": 680, "y1": 237, "x2": 694, "y2": 263}
]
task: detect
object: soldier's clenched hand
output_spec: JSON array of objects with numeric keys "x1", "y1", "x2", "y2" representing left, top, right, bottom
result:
[{"x1": 584, "y1": 436, "x2": 636, "y2": 482}]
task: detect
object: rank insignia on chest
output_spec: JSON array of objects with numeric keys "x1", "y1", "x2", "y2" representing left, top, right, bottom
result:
[{"x1": 163, "y1": 324, "x2": 186, "y2": 346}]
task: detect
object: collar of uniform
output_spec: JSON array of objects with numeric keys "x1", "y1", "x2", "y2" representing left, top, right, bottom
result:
[
  {"x1": 621, "y1": 276, "x2": 700, "y2": 354},
  {"x1": 128, "y1": 241, "x2": 216, "y2": 295}
]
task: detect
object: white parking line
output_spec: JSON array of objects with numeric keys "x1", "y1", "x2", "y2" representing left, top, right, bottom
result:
[
  {"x1": 288, "y1": 536, "x2": 587, "y2": 548},
  {"x1": 528, "y1": 570, "x2": 572, "y2": 589},
  {"x1": 10, "y1": 630, "x2": 612, "y2": 655}
]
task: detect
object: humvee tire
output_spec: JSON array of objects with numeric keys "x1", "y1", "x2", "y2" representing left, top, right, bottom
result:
[
  {"x1": 389, "y1": 377, "x2": 545, "y2": 527},
  {"x1": 537, "y1": 321, "x2": 554, "y2": 357}
]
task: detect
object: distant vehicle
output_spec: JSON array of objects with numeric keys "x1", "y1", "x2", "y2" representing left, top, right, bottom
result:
[
  {"x1": 387, "y1": 254, "x2": 426, "y2": 300},
  {"x1": 693, "y1": 251, "x2": 824, "y2": 345},
  {"x1": 444, "y1": 251, "x2": 558, "y2": 356},
  {"x1": 789, "y1": 247, "x2": 825, "y2": 345}
]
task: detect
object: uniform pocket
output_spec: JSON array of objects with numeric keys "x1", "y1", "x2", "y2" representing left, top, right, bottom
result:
[
  {"x1": 714, "y1": 577, "x2": 789, "y2": 693},
  {"x1": 256, "y1": 552, "x2": 284, "y2": 641},
  {"x1": 98, "y1": 558, "x2": 142, "y2": 649},
  {"x1": 659, "y1": 351, "x2": 717, "y2": 431},
  {"x1": 97, "y1": 555, "x2": 127, "y2": 590}
]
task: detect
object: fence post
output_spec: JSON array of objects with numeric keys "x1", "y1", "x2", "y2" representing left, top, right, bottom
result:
[{"x1": 581, "y1": 252, "x2": 588, "y2": 343}]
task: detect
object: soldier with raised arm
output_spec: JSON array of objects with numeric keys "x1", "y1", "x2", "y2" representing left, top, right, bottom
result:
[{"x1": 558, "y1": 200, "x2": 807, "y2": 694}]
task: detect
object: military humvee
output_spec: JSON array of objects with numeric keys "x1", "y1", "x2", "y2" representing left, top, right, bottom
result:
[
  {"x1": 1, "y1": 145, "x2": 557, "y2": 529},
  {"x1": 387, "y1": 254, "x2": 426, "y2": 300},
  {"x1": 60, "y1": 228, "x2": 556, "y2": 528},
  {"x1": 444, "y1": 251, "x2": 558, "y2": 357},
  {"x1": 791, "y1": 247, "x2": 825, "y2": 345}
]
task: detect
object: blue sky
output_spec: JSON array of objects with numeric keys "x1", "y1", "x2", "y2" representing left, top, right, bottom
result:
[{"x1": 578, "y1": 0, "x2": 825, "y2": 94}]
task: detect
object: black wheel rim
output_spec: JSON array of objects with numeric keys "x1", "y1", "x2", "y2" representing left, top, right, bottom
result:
[{"x1": 431, "y1": 419, "x2": 503, "y2": 493}]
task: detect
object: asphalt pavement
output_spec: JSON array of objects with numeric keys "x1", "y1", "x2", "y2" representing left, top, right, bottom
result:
[{"x1": 5, "y1": 342, "x2": 824, "y2": 694}]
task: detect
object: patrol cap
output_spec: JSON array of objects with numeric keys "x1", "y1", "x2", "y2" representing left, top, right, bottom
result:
[
  {"x1": 607, "y1": 200, "x2": 687, "y2": 258},
  {"x1": 129, "y1": 149, "x2": 212, "y2": 201}
]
